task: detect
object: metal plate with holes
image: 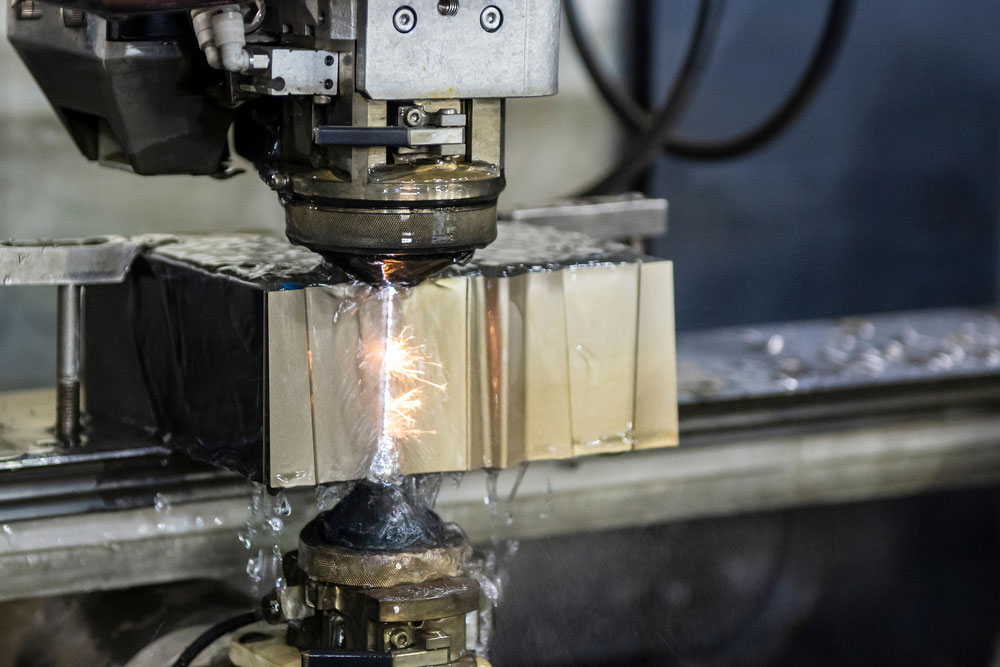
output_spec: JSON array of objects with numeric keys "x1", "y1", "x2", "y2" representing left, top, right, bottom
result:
[
  {"x1": 247, "y1": 48, "x2": 338, "y2": 96},
  {"x1": 0, "y1": 236, "x2": 144, "y2": 285},
  {"x1": 358, "y1": 0, "x2": 560, "y2": 99}
]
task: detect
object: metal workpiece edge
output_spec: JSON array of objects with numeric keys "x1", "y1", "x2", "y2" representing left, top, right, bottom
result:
[{"x1": 0, "y1": 236, "x2": 145, "y2": 286}]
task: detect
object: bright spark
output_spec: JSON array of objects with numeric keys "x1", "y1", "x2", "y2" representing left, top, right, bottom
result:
[
  {"x1": 369, "y1": 293, "x2": 447, "y2": 483},
  {"x1": 382, "y1": 327, "x2": 446, "y2": 440}
]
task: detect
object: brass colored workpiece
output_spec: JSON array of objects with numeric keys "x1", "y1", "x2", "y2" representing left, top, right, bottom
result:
[
  {"x1": 267, "y1": 259, "x2": 678, "y2": 487},
  {"x1": 300, "y1": 523, "x2": 471, "y2": 589}
]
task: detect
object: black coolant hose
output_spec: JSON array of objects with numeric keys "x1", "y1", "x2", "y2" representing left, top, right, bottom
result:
[
  {"x1": 170, "y1": 610, "x2": 261, "y2": 667},
  {"x1": 565, "y1": 0, "x2": 854, "y2": 169},
  {"x1": 572, "y1": 0, "x2": 723, "y2": 196}
]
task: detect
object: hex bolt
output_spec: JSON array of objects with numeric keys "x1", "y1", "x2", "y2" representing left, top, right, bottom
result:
[
  {"x1": 480, "y1": 5, "x2": 502, "y2": 32},
  {"x1": 56, "y1": 284, "x2": 81, "y2": 445},
  {"x1": 392, "y1": 6, "x2": 417, "y2": 33}
]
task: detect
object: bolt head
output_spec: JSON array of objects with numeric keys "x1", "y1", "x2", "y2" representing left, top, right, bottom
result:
[
  {"x1": 393, "y1": 6, "x2": 417, "y2": 33},
  {"x1": 480, "y1": 5, "x2": 502, "y2": 32},
  {"x1": 404, "y1": 108, "x2": 425, "y2": 127}
]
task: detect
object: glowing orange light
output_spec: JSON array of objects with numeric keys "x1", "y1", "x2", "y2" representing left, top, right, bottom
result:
[{"x1": 381, "y1": 325, "x2": 445, "y2": 441}]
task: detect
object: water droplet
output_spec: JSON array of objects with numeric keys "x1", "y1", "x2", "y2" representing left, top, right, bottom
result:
[
  {"x1": 778, "y1": 376, "x2": 799, "y2": 391},
  {"x1": 275, "y1": 470, "x2": 307, "y2": 484},
  {"x1": 237, "y1": 529, "x2": 252, "y2": 550},
  {"x1": 153, "y1": 492, "x2": 170, "y2": 513},
  {"x1": 766, "y1": 334, "x2": 784, "y2": 356}
]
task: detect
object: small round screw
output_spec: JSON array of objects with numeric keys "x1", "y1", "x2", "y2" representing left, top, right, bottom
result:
[
  {"x1": 323, "y1": 78, "x2": 334, "y2": 90},
  {"x1": 393, "y1": 6, "x2": 417, "y2": 33},
  {"x1": 324, "y1": 55, "x2": 335, "y2": 66},
  {"x1": 268, "y1": 172, "x2": 289, "y2": 190},
  {"x1": 480, "y1": 5, "x2": 502, "y2": 32},
  {"x1": 437, "y1": 0, "x2": 459, "y2": 16},
  {"x1": 404, "y1": 108, "x2": 426, "y2": 127}
]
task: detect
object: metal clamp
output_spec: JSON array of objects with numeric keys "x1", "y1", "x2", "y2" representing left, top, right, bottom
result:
[{"x1": 239, "y1": 48, "x2": 339, "y2": 96}]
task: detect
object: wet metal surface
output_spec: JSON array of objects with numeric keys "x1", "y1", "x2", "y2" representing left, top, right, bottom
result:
[
  {"x1": 678, "y1": 308, "x2": 1000, "y2": 402},
  {"x1": 0, "y1": 308, "x2": 998, "y2": 601}
]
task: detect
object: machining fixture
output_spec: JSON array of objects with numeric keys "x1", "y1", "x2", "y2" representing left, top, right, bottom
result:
[
  {"x1": 7, "y1": 0, "x2": 561, "y2": 281},
  {"x1": 233, "y1": 481, "x2": 486, "y2": 667},
  {"x1": 0, "y1": 236, "x2": 144, "y2": 444}
]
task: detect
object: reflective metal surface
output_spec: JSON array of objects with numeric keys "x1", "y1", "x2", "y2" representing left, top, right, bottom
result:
[
  {"x1": 506, "y1": 194, "x2": 668, "y2": 241},
  {"x1": 0, "y1": 308, "x2": 998, "y2": 602},
  {"x1": 0, "y1": 236, "x2": 144, "y2": 286}
]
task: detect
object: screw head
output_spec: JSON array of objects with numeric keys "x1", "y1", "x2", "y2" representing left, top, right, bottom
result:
[
  {"x1": 324, "y1": 55, "x2": 335, "y2": 66},
  {"x1": 393, "y1": 6, "x2": 417, "y2": 33},
  {"x1": 268, "y1": 172, "x2": 289, "y2": 190},
  {"x1": 480, "y1": 5, "x2": 502, "y2": 32},
  {"x1": 404, "y1": 108, "x2": 426, "y2": 127}
]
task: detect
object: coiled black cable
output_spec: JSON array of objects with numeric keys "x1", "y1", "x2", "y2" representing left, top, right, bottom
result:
[
  {"x1": 576, "y1": 0, "x2": 723, "y2": 195},
  {"x1": 170, "y1": 611, "x2": 260, "y2": 667},
  {"x1": 565, "y1": 0, "x2": 855, "y2": 168}
]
